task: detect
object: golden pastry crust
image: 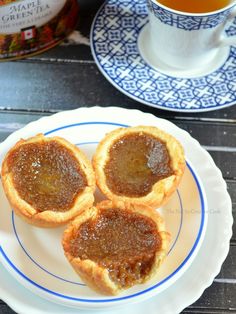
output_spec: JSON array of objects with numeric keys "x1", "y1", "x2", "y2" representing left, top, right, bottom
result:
[
  {"x1": 93, "y1": 126, "x2": 186, "y2": 208},
  {"x1": 62, "y1": 200, "x2": 170, "y2": 295},
  {"x1": 1, "y1": 134, "x2": 95, "y2": 228}
]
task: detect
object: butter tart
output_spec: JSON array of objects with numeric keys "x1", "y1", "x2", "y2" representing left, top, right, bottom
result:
[
  {"x1": 93, "y1": 126, "x2": 185, "y2": 208},
  {"x1": 62, "y1": 200, "x2": 170, "y2": 295},
  {"x1": 1, "y1": 134, "x2": 95, "y2": 227}
]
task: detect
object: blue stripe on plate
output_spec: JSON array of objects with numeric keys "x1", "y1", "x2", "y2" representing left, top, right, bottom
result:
[
  {"x1": 11, "y1": 212, "x2": 86, "y2": 286},
  {"x1": 168, "y1": 190, "x2": 184, "y2": 254},
  {"x1": 0, "y1": 121, "x2": 205, "y2": 303},
  {"x1": 11, "y1": 141, "x2": 183, "y2": 284},
  {"x1": 44, "y1": 121, "x2": 129, "y2": 136}
]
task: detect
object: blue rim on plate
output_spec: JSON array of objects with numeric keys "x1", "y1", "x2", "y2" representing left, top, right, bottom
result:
[
  {"x1": 90, "y1": 0, "x2": 236, "y2": 112},
  {"x1": 0, "y1": 121, "x2": 206, "y2": 304},
  {"x1": 11, "y1": 146, "x2": 182, "y2": 286}
]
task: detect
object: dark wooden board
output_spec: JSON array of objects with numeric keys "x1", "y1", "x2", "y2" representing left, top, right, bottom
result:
[
  {"x1": 0, "y1": 60, "x2": 236, "y2": 122},
  {"x1": 0, "y1": 0, "x2": 235, "y2": 312},
  {"x1": 0, "y1": 111, "x2": 235, "y2": 314},
  {"x1": 0, "y1": 303, "x2": 16, "y2": 314},
  {"x1": 0, "y1": 111, "x2": 235, "y2": 144}
]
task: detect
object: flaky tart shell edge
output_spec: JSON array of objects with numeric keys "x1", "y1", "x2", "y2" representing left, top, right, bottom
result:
[
  {"x1": 62, "y1": 200, "x2": 171, "y2": 295},
  {"x1": 92, "y1": 126, "x2": 186, "y2": 208},
  {"x1": 1, "y1": 134, "x2": 96, "y2": 228}
]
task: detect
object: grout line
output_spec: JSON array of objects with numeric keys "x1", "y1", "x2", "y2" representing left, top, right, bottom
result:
[
  {"x1": 172, "y1": 116, "x2": 236, "y2": 123},
  {"x1": 0, "y1": 109, "x2": 235, "y2": 126},
  {"x1": 202, "y1": 146, "x2": 236, "y2": 153},
  {"x1": 214, "y1": 278, "x2": 236, "y2": 284},
  {"x1": 183, "y1": 309, "x2": 236, "y2": 313},
  {"x1": 226, "y1": 178, "x2": 236, "y2": 183},
  {"x1": 0, "y1": 108, "x2": 57, "y2": 114},
  {"x1": 31, "y1": 59, "x2": 95, "y2": 64},
  {"x1": 17, "y1": 58, "x2": 95, "y2": 64}
]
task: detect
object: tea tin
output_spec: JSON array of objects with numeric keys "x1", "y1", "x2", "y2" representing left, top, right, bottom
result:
[{"x1": 0, "y1": 0, "x2": 79, "y2": 60}]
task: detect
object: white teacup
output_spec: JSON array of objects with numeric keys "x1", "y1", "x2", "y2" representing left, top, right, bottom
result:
[{"x1": 138, "y1": 0, "x2": 236, "y2": 76}]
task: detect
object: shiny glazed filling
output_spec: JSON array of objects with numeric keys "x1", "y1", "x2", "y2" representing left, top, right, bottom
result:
[
  {"x1": 7, "y1": 141, "x2": 87, "y2": 212},
  {"x1": 104, "y1": 133, "x2": 174, "y2": 197},
  {"x1": 70, "y1": 207, "x2": 161, "y2": 288}
]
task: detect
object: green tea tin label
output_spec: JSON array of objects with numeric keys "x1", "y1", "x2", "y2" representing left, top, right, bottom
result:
[{"x1": 0, "y1": 0, "x2": 79, "y2": 60}]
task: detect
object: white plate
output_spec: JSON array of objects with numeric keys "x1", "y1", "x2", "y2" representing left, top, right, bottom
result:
[
  {"x1": 0, "y1": 107, "x2": 232, "y2": 313},
  {"x1": 90, "y1": 0, "x2": 236, "y2": 112},
  {"x1": 0, "y1": 107, "x2": 207, "y2": 309}
]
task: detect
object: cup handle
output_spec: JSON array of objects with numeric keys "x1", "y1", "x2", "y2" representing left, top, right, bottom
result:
[{"x1": 219, "y1": 5, "x2": 236, "y2": 46}]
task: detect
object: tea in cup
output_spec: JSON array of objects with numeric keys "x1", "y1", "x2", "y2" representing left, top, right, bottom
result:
[
  {"x1": 138, "y1": 0, "x2": 236, "y2": 76},
  {"x1": 156, "y1": 0, "x2": 232, "y2": 13}
]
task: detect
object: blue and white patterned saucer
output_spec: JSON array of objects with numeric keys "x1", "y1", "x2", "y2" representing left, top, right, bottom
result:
[{"x1": 90, "y1": 0, "x2": 236, "y2": 112}]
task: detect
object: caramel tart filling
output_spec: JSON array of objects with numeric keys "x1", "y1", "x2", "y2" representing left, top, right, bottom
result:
[
  {"x1": 104, "y1": 133, "x2": 173, "y2": 197},
  {"x1": 70, "y1": 207, "x2": 161, "y2": 288},
  {"x1": 7, "y1": 141, "x2": 87, "y2": 212}
]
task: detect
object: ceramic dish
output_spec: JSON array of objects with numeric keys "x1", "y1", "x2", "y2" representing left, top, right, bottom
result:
[
  {"x1": 0, "y1": 107, "x2": 231, "y2": 312},
  {"x1": 0, "y1": 107, "x2": 207, "y2": 309},
  {"x1": 91, "y1": 0, "x2": 236, "y2": 112}
]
